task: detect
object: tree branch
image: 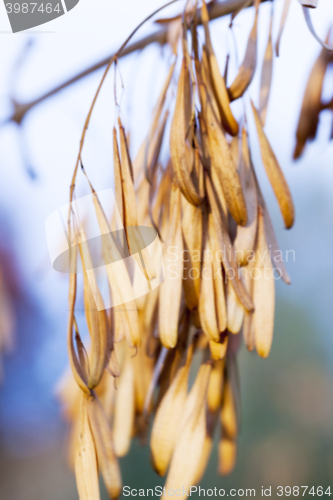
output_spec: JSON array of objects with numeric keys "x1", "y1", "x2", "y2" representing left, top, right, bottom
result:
[{"x1": 9, "y1": 0, "x2": 260, "y2": 125}]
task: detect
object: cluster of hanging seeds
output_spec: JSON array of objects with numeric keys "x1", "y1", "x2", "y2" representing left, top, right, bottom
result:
[{"x1": 57, "y1": 1, "x2": 301, "y2": 498}]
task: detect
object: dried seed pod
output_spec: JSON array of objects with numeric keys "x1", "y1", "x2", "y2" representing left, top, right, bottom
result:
[
  {"x1": 228, "y1": 1, "x2": 259, "y2": 101},
  {"x1": 170, "y1": 57, "x2": 203, "y2": 206},
  {"x1": 193, "y1": 412, "x2": 218, "y2": 484},
  {"x1": 227, "y1": 280, "x2": 245, "y2": 334},
  {"x1": 251, "y1": 102, "x2": 295, "y2": 229},
  {"x1": 234, "y1": 128, "x2": 258, "y2": 266},
  {"x1": 201, "y1": 84, "x2": 247, "y2": 227},
  {"x1": 87, "y1": 394, "x2": 122, "y2": 500},
  {"x1": 199, "y1": 211, "x2": 220, "y2": 343},
  {"x1": 275, "y1": 0, "x2": 291, "y2": 56},
  {"x1": 79, "y1": 229, "x2": 108, "y2": 389},
  {"x1": 165, "y1": 360, "x2": 212, "y2": 490},
  {"x1": 92, "y1": 192, "x2": 141, "y2": 348},
  {"x1": 132, "y1": 61, "x2": 175, "y2": 184},
  {"x1": 206, "y1": 175, "x2": 254, "y2": 312},
  {"x1": 241, "y1": 259, "x2": 256, "y2": 352},
  {"x1": 182, "y1": 194, "x2": 202, "y2": 310},
  {"x1": 113, "y1": 347, "x2": 135, "y2": 456},
  {"x1": 219, "y1": 360, "x2": 238, "y2": 476},
  {"x1": 159, "y1": 183, "x2": 184, "y2": 349},
  {"x1": 253, "y1": 208, "x2": 275, "y2": 358},
  {"x1": 132, "y1": 326, "x2": 154, "y2": 413},
  {"x1": 209, "y1": 214, "x2": 227, "y2": 333},
  {"x1": 150, "y1": 344, "x2": 193, "y2": 476},
  {"x1": 251, "y1": 163, "x2": 291, "y2": 284},
  {"x1": 201, "y1": 1, "x2": 238, "y2": 136},
  {"x1": 75, "y1": 394, "x2": 100, "y2": 500},
  {"x1": 118, "y1": 117, "x2": 155, "y2": 281},
  {"x1": 207, "y1": 359, "x2": 225, "y2": 413},
  {"x1": 209, "y1": 336, "x2": 228, "y2": 360},
  {"x1": 259, "y1": 8, "x2": 273, "y2": 126},
  {"x1": 156, "y1": 309, "x2": 190, "y2": 406},
  {"x1": 218, "y1": 438, "x2": 237, "y2": 476},
  {"x1": 293, "y1": 35, "x2": 333, "y2": 159},
  {"x1": 67, "y1": 235, "x2": 89, "y2": 394},
  {"x1": 146, "y1": 109, "x2": 169, "y2": 184}
]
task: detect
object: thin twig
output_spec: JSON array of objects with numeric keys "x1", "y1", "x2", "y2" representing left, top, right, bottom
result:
[
  {"x1": 68, "y1": 0, "x2": 181, "y2": 209},
  {"x1": 9, "y1": 0, "x2": 262, "y2": 125}
]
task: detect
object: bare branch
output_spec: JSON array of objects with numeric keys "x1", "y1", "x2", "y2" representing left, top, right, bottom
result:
[{"x1": 10, "y1": 0, "x2": 261, "y2": 125}]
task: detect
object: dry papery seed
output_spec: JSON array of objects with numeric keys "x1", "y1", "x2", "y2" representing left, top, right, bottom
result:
[{"x1": 59, "y1": 1, "x2": 299, "y2": 497}]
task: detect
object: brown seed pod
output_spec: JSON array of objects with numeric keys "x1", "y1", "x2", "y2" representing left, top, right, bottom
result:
[
  {"x1": 87, "y1": 394, "x2": 122, "y2": 499},
  {"x1": 170, "y1": 57, "x2": 203, "y2": 206},
  {"x1": 227, "y1": 0, "x2": 259, "y2": 101},
  {"x1": 74, "y1": 394, "x2": 100, "y2": 500},
  {"x1": 159, "y1": 183, "x2": 184, "y2": 349},
  {"x1": 251, "y1": 102, "x2": 295, "y2": 229},
  {"x1": 252, "y1": 208, "x2": 275, "y2": 358}
]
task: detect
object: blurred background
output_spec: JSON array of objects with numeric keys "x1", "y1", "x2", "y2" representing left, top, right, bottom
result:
[{"x1": 0, "y1": 0, "x2": 333, "y2": 498}]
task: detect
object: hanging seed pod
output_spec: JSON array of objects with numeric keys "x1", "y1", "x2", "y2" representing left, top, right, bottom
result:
[
  {"x1": 170, "y1": 57, "x2": 203, "y2": 206},
  {"x1": 92, "y1": 192, "x2": 141, "y2": 348},
  {"x1": 61, "y1": 1, "x2": 300, "y2": 494},
  {"x1": 132, "y1": 324, "x2": 155, "y2": 414},
  {"x1": 251, "y1": 102, "x2": 295, "y2": 229},
  {"x1": 150, "y1": 343, "x2": 193, "y2": 476},
  {"x1": 87, "y1": 394, "x2": 122, "y2": 500},
  {"x1": 209, "y1": 214, "x2": 227, "y2": 333},
  {"x1": 251, "y1": 162, "x2": 291, "y2": 284},
  {"x1": 75, "y1": 394, "x2": 100, "y2": 500},
  {"x1": 206, "y1": 175, "x2": 254, "y2": 312},
  {"x1": 207, "y1": 358, "x2": 225, "y2": 413},
  {"x1": 276, "y1": 0, "x2": 291, "y2": 56},
  {"x1": 234, "y1": 128, "x2": 258, "y2": 266},
  {"x1": 117, "y1": 117, "x2": 156, "y2": 281},
  {"x1": 219, "y1": 360, "x2": 238, "y2": 476},
  {"x1": 241, "y1": 259, "x2": 256, "y2": 352},
  {"x1": 293, "y1": 34, "x2": 333, "y2": 159},
  {"x1": 201, "y1": 0, "x2": 239, "y2": 136},
  {"x1": 182, "y1": 194, "x2": 202, "y2": 311},
  {"x1": 228, "y1": 0, "x2": 259, "y2": 101},
  {"x1": 227, "y1": 280, "x2": 245, "y2": 334},
  {"x1": 159, "y1": 183, "x2": 184, "y2": 348},
  {"x1": 193, "y1": 411, "x2": 218, "y2": 485},
  {"x1": 201, "y1": 82, "x2": 248, "y2": 227},
  {"x1": 113, "y1": 128, "x2": 124, "y2": 226},
  {"x1": 209, "y1": 335, "x2": 228, "y2": 360},
  {"x1": 132, "y1": 61, "x2": 175, "y2": 184},
  {"x1": 67, "y1": 234, "x2": 89, "y2": 395},
  {"x1": 259, "y1": 7, "x2": 273, "y2": 126},
  {"x1": 165, "y1": 359, "x2": 212, "y2": 490},
  {"x1": 113, "y1": 346, "x2": 135, "y2": 457},
  {"x1": 78, "y1": 228, "x2": 108, "y2": 389},
  {"x1": 252, "y1": 208, "x2": 275, "y2": 358},
  {"x1": 199, "y1": 210, "x2": 220, "y2": 343}
]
